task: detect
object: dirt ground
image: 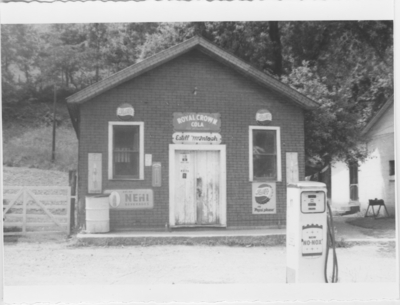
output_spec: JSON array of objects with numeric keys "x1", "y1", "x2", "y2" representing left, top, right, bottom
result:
[{"x1": 4, "y1": 239, "x2": 396, "y2": 285}]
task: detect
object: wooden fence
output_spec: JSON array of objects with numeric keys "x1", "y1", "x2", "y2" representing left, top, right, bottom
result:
[{"x1": 3, "y1": 186, "x2": 71, "y2": 235}]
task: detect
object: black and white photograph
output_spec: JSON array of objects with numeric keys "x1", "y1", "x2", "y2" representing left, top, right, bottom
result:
[{"x1": 0, "y1": 0, "x2": 398, "y2": 304}]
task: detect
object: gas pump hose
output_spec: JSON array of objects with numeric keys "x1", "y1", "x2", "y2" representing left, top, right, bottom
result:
[{"x1": 324, "y1": 202, "x2": 339, "y2": 283}]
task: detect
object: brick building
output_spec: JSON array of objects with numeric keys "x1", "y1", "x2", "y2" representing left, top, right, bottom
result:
[{"x1": 66, "y1": 36, "x2": 318, "y2": 231}]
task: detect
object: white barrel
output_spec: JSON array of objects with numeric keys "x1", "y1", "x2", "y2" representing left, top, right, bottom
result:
[{"x1": 85, "y1": 195, "x2": 110, "y2": 233}]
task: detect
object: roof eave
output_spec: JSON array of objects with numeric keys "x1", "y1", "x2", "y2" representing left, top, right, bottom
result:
[
  {"x1": 361, "y1": 95, "x2": 394, "y2": 136},
  {"x1": 66, "y1": 37, "x2": 201, "y2": 105},
  {"x1": 66, "y1": 36, "x2": 319, "y2": 109}
]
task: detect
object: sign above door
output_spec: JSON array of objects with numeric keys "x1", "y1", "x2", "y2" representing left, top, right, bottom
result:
[
  {"x1": 173, "y1": 132, "x2": 222, "y2": 145},
  {"x1": 173, "y1": 113, "x2": 221, "y2": 132}
]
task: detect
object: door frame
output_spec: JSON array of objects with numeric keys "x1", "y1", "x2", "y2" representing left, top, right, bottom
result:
[{"x1": 169, "y1": 144, "x2": 227, "y2": 227}]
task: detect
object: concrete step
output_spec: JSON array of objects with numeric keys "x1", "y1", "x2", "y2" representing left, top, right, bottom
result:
[{"x1": 76, "y1": 229, "x2": 286, "y2": 246}]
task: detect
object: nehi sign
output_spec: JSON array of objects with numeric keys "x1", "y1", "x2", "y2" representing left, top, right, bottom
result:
[
  {"x1": 173, "y1": 113, "x2": 221, "y2": 132},
  {"x1": 105, "y1": 189, "x2": 153, "y2": 209}
]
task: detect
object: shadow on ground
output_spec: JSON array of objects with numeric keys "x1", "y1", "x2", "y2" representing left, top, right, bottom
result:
[{"x1": 334, "y1": 216, "x2": 396, "y2": 240}]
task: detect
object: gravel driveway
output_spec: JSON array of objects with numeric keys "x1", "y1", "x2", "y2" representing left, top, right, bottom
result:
[
  {"x1": 2, "y1": 167, "x2": 396, "y2": 285},
  {"x1": 4, "y1": 241, "x2": 396, "y2": 285}
]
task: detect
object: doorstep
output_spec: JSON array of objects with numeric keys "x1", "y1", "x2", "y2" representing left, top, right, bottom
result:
[{"x1": 76, "y1": 228, "x2": 286, "y2": 246}]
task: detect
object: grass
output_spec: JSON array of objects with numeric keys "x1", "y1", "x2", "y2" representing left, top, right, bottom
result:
[{"x1": 3, "y1": 125, "x2": 78, "y2": 172}]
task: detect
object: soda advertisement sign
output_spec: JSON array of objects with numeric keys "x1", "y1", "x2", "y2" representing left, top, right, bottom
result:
[
  {"x1": 104, "y1": 189, "x2": 153, "y2": 209},
  {"x1": 173, "y1": 113, "x2": 221, "y2": 132},
  {"x1": 88, "y1": 153, "x2": 102, "y2": 194},
  {"x1": 172, "y1": 132, "x2": 222, "y2": 145},
  {"x1": 117, "y1": 103, "x2": 134, "y2": 120},
  {"x1": 252, "y1": 182, "x2": 276, "y2": 214},
  {"x1": 256, "y1": 109, "x2": 272, "y2": 125}
]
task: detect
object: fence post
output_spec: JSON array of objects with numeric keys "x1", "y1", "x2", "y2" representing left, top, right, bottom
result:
[
  {"x1": 22, "y1": 189, "x2": 27, "y2": 234},
  {"x1": 69, "y1": 170, "x2": 77, "y2": 232},
  {"x1": 78, "y1": 198, "x2": 85, "y2": 229}
]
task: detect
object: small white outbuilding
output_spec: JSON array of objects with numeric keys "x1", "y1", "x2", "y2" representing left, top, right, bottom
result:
[{"x1": 331, "y1": 95, "x2": 395, "y2": 216}]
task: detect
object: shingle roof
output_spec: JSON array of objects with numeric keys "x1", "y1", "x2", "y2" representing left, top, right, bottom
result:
[
  {"x1": 66, "y1": 36, "x2": 319, "y2": 109},
  {"x1": 361, "y1": 95, "x2": 394, "y2": 136}
]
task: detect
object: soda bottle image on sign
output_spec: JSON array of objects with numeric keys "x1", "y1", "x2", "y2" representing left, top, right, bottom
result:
[{"x1": 255, "y1": 184, "x2": 273, "y2": 204}]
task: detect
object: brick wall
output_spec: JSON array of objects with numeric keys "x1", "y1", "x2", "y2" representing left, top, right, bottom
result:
[{"x1": 78, "y1": 49, "x2": 305, "y2": 230}]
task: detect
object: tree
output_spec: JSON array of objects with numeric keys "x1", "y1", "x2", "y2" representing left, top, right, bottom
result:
[
  {"x1": 282, "y1": 61, "x2": 370, "y2": 175},
  {"x1": 138, "y1": 23, "x2": 195, "y2": 61},
  {"x1": 105, "y1": 23, "x2": 158, "y2": 72},
  {"x1": 2, "y1": 21, "x2": 393, "y2": 169}
]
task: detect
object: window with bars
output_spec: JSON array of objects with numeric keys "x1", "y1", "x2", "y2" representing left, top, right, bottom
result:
[
  {"x1": 109, "y1": 122, "x2": 144, "y2": 180},
  {"x1": 249, "y1": 127, "x2": 281, "y2": 181},
  {"x1": 389, "y1": 160, "x2": 395, "y2": 176}
]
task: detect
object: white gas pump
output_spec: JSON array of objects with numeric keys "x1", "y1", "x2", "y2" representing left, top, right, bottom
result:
[{"x1": 286, "y1": 181, "x2": 338, "y2": 283}]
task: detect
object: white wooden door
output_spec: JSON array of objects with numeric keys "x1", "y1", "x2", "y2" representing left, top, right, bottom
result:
[
  {"x1": 174, "y1": 150, "x2": 220, "y2": 225},
  {"x1": 174, "y1": 151, "x2": 196, "y2": 225}
]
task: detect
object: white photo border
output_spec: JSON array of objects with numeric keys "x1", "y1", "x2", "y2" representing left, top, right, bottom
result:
[{"x1": 0, "y1": 0, "x2": 398, "y2": 304}]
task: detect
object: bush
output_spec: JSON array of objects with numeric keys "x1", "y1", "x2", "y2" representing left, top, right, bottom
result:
[{"x1": 3, "y1": 125, "x2": 78, "y2": 172}]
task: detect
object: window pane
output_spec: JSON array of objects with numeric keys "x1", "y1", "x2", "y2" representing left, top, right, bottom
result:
[
  {"x1": 114, "y1": 152, "x2": 139, "y2": 177},
  {"x1": 113, "y1": 125, "x2": 140, "y2": 178},
  {"x1": 253, "y1": 130, "x2": 276, "y2": 154},
  {"x1": 390, "y1": 160, "x2": 395, "y2": 175},
  {"x1": 252, "y1": 129, "x2": 277, "y2": 179},
  {"x1": 114, "y1": 125, "x2": 139, "y2": 151},
  {"x1": 253, "y1": 154, "x2": 277, "y2": 179}
]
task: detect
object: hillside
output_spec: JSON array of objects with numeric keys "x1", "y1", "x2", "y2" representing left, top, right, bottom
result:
[{"x1": 2, "y1": 101, "x2": 78, "y2": 172}]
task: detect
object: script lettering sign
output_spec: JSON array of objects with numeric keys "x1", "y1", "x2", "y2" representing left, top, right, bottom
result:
[{"x1": 172, "y1": 132, "x2": 222, "y2": 145}]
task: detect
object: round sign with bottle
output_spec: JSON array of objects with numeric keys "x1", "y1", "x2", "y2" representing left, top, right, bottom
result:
[
  {"x1": 117, "y1": 103, "x2": 134, "y2": 120},
  {"x1": 256, "y1": 109, "x2": 272, "y2": 125},
  {"x1": 109, "y1": 191, "x2": 121, "y2": 208}
]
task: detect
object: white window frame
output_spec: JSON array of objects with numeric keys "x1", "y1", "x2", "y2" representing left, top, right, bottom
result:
[
  {"x1": 249, "y1": 126, "x2": 281, "y2": 182},
  {"x1": 108, "y1": 121, "x2": 144, "y2": 180}
]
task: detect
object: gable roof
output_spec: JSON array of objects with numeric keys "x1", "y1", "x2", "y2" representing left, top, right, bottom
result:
[
  {"x1": 66, "y1": 36, "x2": 319, "y2": 109},
  {"x1": 361, "y1": 95, "x2": 394, "y2": 136}
]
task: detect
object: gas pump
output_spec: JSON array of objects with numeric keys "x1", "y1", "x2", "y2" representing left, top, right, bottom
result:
[{"x1": 286, "y1": 181, "x2": 338, "y2": 283}]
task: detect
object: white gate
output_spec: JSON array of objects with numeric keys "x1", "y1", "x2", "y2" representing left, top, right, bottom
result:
[{"x1": 3, "y1": 186, "x2": 71, "y2": 235}]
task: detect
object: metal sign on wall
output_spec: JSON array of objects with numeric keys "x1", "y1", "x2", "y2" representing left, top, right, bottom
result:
[
  {"x1": 252, "y1": 182, "x2": 276, "y2": 214},
  {"x1": 173, "y1": 113, "x2": 221, "y2": 132},
  {"x1": 117, "y1": 103, "x2": 134, "y2": 120},
  {"x1": 256, "y1": 109, "x2": 272, "y2": 125},
  {"x1": 104, "y1": 189, "x2": 153, "y2": 209},
  {"x1": 88, "y1": 153, "x2": 102, "y2": 194},
  {"x1": 152, "y1": 163, "x2": 162, "y2": 187},
  {"x1": 172, "y1": 132, "x2": 222, "y2": 145}
]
